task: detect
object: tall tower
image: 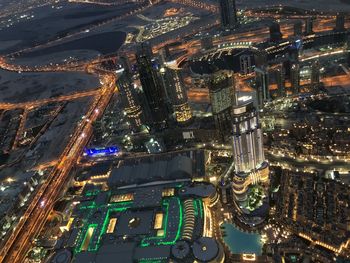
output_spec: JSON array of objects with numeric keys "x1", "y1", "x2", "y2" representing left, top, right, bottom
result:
[
  {"x1": 117, "y1": 75, "x2": 144, "y2": 132},
  {"x1": 305, "y1": 17, "x2": 314, "y2": 35},
  {"x1": 240, "y1": 54, "x2": 253, "y2": 75},
  {"x1": 294, "y1": 20, "x2": 303, "y2": 37},
  {"x1": 231, "y1": 102, "x2": 269, "y2": 224},
  {"x1": 269, "y1": 22, "x2": 283, "y2": 43},
  {"x1": 275, "y1": 63, "x2": 286, "y2": 97},
  {"x1": 310, "y1": 60, "x2": 321, "y2": 90},
  {"x1": 290, "y1": 62, "x2": 300, "y2": 94},
  {"x1": 208, "y1": 70, "x2": 236, "y2": 140},
  {"x1": 255, "y1": 66, "x2": 270, "y2": 109},
  {"x1": 335, "y1": 14, "x2": 345, "y2": 32},
  {"x1": 218, "y1": 0, "x2": 238, "y2": 30},
  {"x1": 136, "y1": 42, "x2": 168, "y2": 130},
  {"x1": 161, "y1": 61, "x2": 193, "y2": 125}
]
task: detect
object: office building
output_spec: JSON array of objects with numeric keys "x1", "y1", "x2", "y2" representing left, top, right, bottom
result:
[
  {"x1": 335, "y1": 14, "x2": 345, "y2": 32},
  {"x1": 294, "y1": 20, "x2": 303, "y2": 37},
  {"x1": 254, "y1": 51, "x2": 268, "y2": 68},
  {"x1": 136, "y1": 42, "x2": 168, "y2": 130},
  {"x1": 240, "y1": 54, "x2": 253, "y2": 75},
  {"x1": 269, "y1": 22, "x2": 283, "y2": 43},
  {"x1": 218, "y1": 0, "x2": 238, "y2": 30},
  {"x1": 305, "y1": 17, "x2": 314, "y2": 35},
  {"x1": 231, "y1": 102, "x2": 269, "y2": 226},
  {"x1": 255, "y1": 66, "x2": 270, "y2": 109},
  {"x1": 208, "y1": 70, "x2": 236, "y2": 140},
  {"x1": 275, "y1": 63, "x2": 286, "y2": 97},
  {"x1": 117, "y1": 74, "x2": 144, "y2": 131},
  {"x1": 161, "y1": 61, "x2": 193, "y2": 125},
  {"x1": 290, "y1": 62, "x2": 301, "y2": 94},
  {"x1": 311, "y1": 60, "x2": 321, "y2": 89}
]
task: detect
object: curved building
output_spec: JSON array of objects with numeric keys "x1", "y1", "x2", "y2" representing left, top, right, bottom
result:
[{"x1": 231, "y1": 102, "x2": 269, "y2": 225}]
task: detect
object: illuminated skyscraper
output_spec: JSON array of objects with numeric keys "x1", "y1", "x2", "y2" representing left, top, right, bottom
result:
[
  {"x1": 117, "y1": 54, "x2": 144, "y2": 131},
  {"x1": 275, "y1": 63, "x2": 286, "y2": 97},
  {"x1": 117, "y1": 74, "x2": 144, "y2": 131},
  {"x1": 311, "y1": 60, "x2": 321, "y2": 89},
  {"x1": 208, "y1": 70, "x2": 236, "y2": 140},
  {"x1": 255, "y1": 66, "x2": 270, "y2": 109},
  {"x1": 231, "y1": 102, "x2": 269, "y2": 225},
  {"x1": 290, "y1": 62, "x2": 300, "y2": 94},
  {"x1": 136, "y1": 42, "x2": 168, "y2": 130},
  {"x1": 218, "y1": 0, "x2": 238, "y2": 30},
  {"x1": 161, "y1": 61, "x2": 193, "y2": 125}
]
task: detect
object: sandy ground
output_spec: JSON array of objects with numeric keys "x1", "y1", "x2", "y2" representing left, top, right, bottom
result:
[{"x1": 0, "y1": 69, "x2": 99, "y2": 103}]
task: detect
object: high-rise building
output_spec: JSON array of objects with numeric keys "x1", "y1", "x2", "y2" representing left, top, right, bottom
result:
[
  {"x1": 118, "y1": 52, "x2": 132, "y2": 75},
  {"x1": 136, "y1": 42, "x2": 168, "y2": 130},
  {"x1": 254, "y1": 51, "x2": 268, "y2": 68},
  {"x1": 269, "y1": 22, "x2": 283, "y2": 43},
  {"x1": 255, "y1": 66, "x2": 270, "y2": 109},
  {"x1": 161, "y1": 61, "x2": 193, "y2": 125},
  {"x1": 208, "y1": 70, "x2": 236, "y2": 140},
  {"x1": 117, "y1": 74, "x2": 144, "y2": 131},
  {"x1": 275, "y1": 63, "x2": 286, "y2": 97},
  {"x1": 305, "y1": 17, "x2": 314, "y2": 35},
  {"x1": 294, "y1": 20, "x2": 303, "y2": 37},
  {"x1": 310, "y1": 60, "x2": 321, "y2": 89},
  {"x1": 218, "y1": 0, "x2": 238, "y2": 30},
  {"x1": 335, "y1": 14, "x2": 345, "y2": 32},
  {"x1": 240, "y1": 54, "x2": 253, "y2": 75},
  {"x1": 290, "y1": 62, "x2": 300, "y2": 94},
  {"x1": 231, "y1": 102, "x2": 269, "y2": 225}
]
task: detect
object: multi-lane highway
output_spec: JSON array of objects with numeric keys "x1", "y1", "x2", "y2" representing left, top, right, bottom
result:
[{"x1": 0, "y1": 70, "x2": 116, "y2": 263}]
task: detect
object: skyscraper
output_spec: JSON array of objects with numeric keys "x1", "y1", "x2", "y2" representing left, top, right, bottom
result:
[
  {"x1": 117, "y1": 74, "x2": 144, "y2": 131},
  {"x1": 290, "y1": 62, "x2": 300, "y2": 94},
  {"x1": 240, "y1": 54, "x2": 253, "y2": 75},
  {"x1": 269, "y1": 22, "x2": 283, "y2": 43},
  {"x1": 255, "y1": 66, "x2": 270, "y2": 109},
  {"x1": 161, "y1": 61, "x2": 193, "y2": 125},
  {"x1": 231, "y1": 102, "x2": 269, "y2": 225},
  {"x1": 310, "y1": 60, "x2": 321, "y2": 89},
  {"x1": 136, "y1": 42, "x2": 168, "y2": 130},
  {"x1": 335, "y1": 14, "x2": 345, "y2": 32},
  {"x1": 218, "y1": 0, "x2": 238, "y2": 30},
  {"x1": 275, "y1": 63, "x2": 286, "y2": 97},
  {"x1": 117, "y1": 53, "x2": 144, "y2": 131},
  {"x1": 305, "y1": 17, "x2": 314, "y2": 35},
  {"x1": 208, "y1": 70, "x2": 236, "y2": 140},
  {"x1": 294, "y1": 20, "x2": 303, "y2": 37}
]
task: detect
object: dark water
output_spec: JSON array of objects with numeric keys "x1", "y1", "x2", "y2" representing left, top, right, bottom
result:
[
  {"x1": 222, "y1": 223, "x2": 262, "y2": 255},
  {"x1": 20, "y1": 31, "x2": 126, "y2": 57}
]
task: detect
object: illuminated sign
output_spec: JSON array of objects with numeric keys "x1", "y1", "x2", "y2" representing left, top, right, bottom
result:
[
  {"x1": 84, "y1": 146, "x2": 119, "y2": 157},
  {"x1": 233, "y1": 106, "x2": 246, "y2": 115}
]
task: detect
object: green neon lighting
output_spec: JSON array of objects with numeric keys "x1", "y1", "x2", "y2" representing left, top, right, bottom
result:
[
  {"x1": 74, "y1": 193, "x2": 134, "y2": 254},
  {"x1": 140, "y1": 197, "x2": 183, "y2": 247},
  {"x1": 76, "y1": 224, "x2": 97, "y2": 253},
  {"x1": 193, "y1": 199, "x2": 198, "y2": 217},
  {"x1": 198, "y1": 199, "x2": 204, "y2": 219}
]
